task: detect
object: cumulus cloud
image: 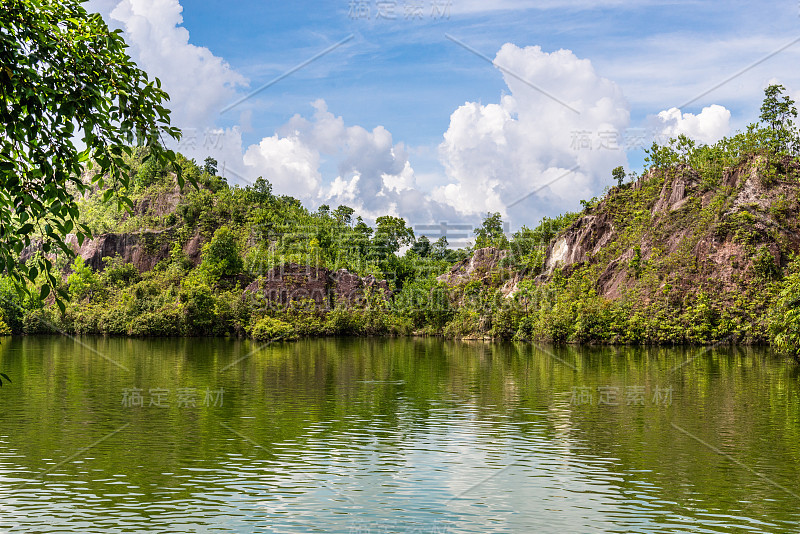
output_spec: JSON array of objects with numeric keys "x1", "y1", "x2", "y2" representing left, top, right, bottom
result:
[
  {"x1": 242, "y1": 135, "x2": 322, "y2": 198},
  {"x1": 243, "y1": 100, "x2": 463, "y2": 225},
  {"x1": 233, "y1": 45, "x2": 637, "y2": 228},
  {"x1": 79, "y1": 3, "x2": 739, "y2": 231},
  {"x1": 107, "y1": 0, "x2": 246, "y2": 129},
  {"x1": 435, "y1": 44, "x2": 630, "y2": 220},
  {"x1": 87, "y1": 0, "x2": 248, "y2": 170},
  {"x1": 651, "y1": 104, "x2": 731, "y2": 145}
]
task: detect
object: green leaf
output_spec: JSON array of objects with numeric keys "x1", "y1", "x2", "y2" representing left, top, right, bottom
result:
[{"x1": 40, "y1": 284, "x2": 50, "y2": 300}]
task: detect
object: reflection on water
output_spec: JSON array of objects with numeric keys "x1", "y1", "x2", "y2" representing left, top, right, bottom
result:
[{"x1": 0, "y1": 336, "x2": 798, "y2": 532}]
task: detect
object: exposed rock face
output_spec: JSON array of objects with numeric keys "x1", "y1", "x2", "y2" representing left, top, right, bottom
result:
[
  {"x1": 133, "y1": 185, "x2": 183, "y2": 217},
  {"x1": 436, "y1": 247, "x2": 508, "y2": 286},
  {"x1": 538, "y1": 155, "x2": 800, "y2": 299},
  {"x1": 245, "y1": 263, "x2": 330, "y2": 307},
  {"x1": 331, "y1": 269, "x2": 392, "y2": 305},
  {"x1": 244, "y1": 263, "x2": 391, "y2": 309},
  {"x1": 652, "y1": 167, "x2": 696, "y2": 214},
  {"x1": 500, "y1": 272, "x2": 525, "y2": 298},
  {"x1": 436, "y1": 247, "x2": 522, "y2": 298},
  {"x1": 21, "y1": 229, "x2": 191, "y2": 273},
  {"x1": 67, "y1": 230, "x2": 175, "y2": 272},
  {"x1": 544, "y1": 212, "x2": 615, "y2": 275},
  {"x1": 331, "y1": 269, "x2": 363, "y2": 305},
  {"x1": 182, "y1": 232, "x2": 205, "y2": 266}
]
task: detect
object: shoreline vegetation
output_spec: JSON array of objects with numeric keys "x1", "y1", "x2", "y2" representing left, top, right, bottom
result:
[{"x1": 2, "y1": 87, "x2": 800, "y2": 362}]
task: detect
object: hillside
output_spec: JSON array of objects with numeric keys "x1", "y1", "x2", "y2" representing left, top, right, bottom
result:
[
  {"x1": 3, "y1": 91, "x2": 800, "y2": 358},
  {"x1": 494, "y1": 154, "x2": 800, "y2": 345},
  {"x1": 2, "y1": 150, "x2": 798, "y2": 351}
]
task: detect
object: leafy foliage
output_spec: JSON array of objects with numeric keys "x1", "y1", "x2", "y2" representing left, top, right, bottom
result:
[
  {"x1": 769, "y1": 256, "x2": 800, "y2": 362},
  {"x1": 760, "y1": 84, "x2": 799, "y2": 154},
  {"x1": 0, "y1": 0, "x2": 185, "y2": 306},
  {"x1": 1, "y1": 83, "x2": 800, "y2": 356},
  {"x1": 612, "y1": 166, "x2": 625, "y2": 187},
  {"x1": 251, "y1": 316, "x2": 298, "y2": 342},
  {"x1": 474, "y1": 212, "x2": 508, "y2": 249}
]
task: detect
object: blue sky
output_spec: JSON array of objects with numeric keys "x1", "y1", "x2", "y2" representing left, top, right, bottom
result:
[{"x1": 90, "y1": 0, "x2": 800, "y2": 235}]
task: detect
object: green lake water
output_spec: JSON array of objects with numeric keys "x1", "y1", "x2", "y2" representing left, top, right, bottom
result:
[{"x1": 0, "y1": 336, "x2": 798, "y2": 533}]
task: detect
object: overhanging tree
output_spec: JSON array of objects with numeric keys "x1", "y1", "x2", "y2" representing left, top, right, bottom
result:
[{"x1": 0, "y1": 0, "x2": 184, "y2": 308}]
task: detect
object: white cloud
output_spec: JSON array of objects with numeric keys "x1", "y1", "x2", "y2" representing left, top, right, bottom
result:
[
  {"x1": 81, "y1": 2, "x2": 748, "y2": 230},
  {"x1": 324, "y1": 175, "x2": 361, "y2": 204},
  {"x1": 382, "y1": 161, "x2": 416, "y2": 193},
  {"x1": 242, "y1": 100, "x2": 463, "y2": 225},
  {"x1": 435, "y1": 43, "x2": 630, "y2": 220},
  {"x1": 651, "y1": 104, "x2": 731, "y2": 145},
  {"x1": 87, "y1": 0, "x2": 252, "y2": 178},
  {"x1": 87, "y1": 2, "x2": 457, "y2": 224},
  {"x1": 103, "y1": 0, "x2": 247, "y2": 131},
  {"x1": 242, "y1": 135, "x2": 322, "y2": 198}
]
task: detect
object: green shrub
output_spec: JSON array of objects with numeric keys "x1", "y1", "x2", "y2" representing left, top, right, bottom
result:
[
  {"x1": 442, "y1": 309, "x2": 480, "y2": 338},
  {"x1": 251, "y1": 316, "x2": 297, "y2": 341},
  {"x1": 0, "y1": 276, "x2": 24, "y2": 333},
  {"x1": 279, "y1": 299, "x2": 325, "y2": 336},
  {"x1": 97, "y1": 302, "x2": 130, "y2": 335},
  {"x1": 323, "y1": 307, "x2": 363, "y2": 336},
  {"x1": 769, "y1": 257, "x2": 800, "y2": 361},
  {"x1": 752, "y1": 246, "x2": 781, "y2": 280},
  {"x1": 67, "y1": 256, "x2": 99, "y2": 301},
  {"x1": 180, "y1": 281, "x2": 216, "y2": 335},
  {"x1": 101, "y1": 255, "x2": 140, "y2": 287},
  {"x1": 128, "y1": 305, "x2": 184, "y2": 336},
  {"x1": 23, "y1": 307, "x2": 59, "y2": 334},
  {"x1": 394, "y1": 278, "x2": 454, "y2": 330},
  {"x1": 200, "y1": 226, "x2": 243, "y2": 278}
]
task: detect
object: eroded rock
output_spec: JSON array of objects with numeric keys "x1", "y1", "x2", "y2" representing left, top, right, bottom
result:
[{"x1": 244, "y1": 263, "x2": 391, "y2": 309}]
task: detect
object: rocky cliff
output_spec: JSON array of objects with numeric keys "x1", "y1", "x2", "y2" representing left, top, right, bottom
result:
[
  {"x1": 435, "y1": 155, "x2": 800, "y2": 308},
  {"x1": 436, "y1": 247, "x2": 523, "y2": 297},
  {"x1": 537, "y1": 156, "x2": 800, "y2": 300},
  {"x1": 21, "y1": 228, "x2": 205, "y2": 272},
  {"x1": 244, "y1": 263, "x2": 391, "y2": 309}
]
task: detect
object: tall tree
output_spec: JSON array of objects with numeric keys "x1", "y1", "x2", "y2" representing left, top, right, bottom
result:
[
  {"x1": 760, "y1": 84, "x2": 798, "y2": 153},
  {"x1": 0, "y1": 0, "x2": 183, "y2": 306},
  {"x1": 373, "y1": 216, "x2": 415, "y2": 256},
  {"x1": 612, "y1": 166, "x2": 625, "y2": 187},
  {"x1": 474, "y1": 212, "x2": 508, "y2": 249},
  {"x1": 203, "y1": 157, "x2": 218, "y2": 176}
]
